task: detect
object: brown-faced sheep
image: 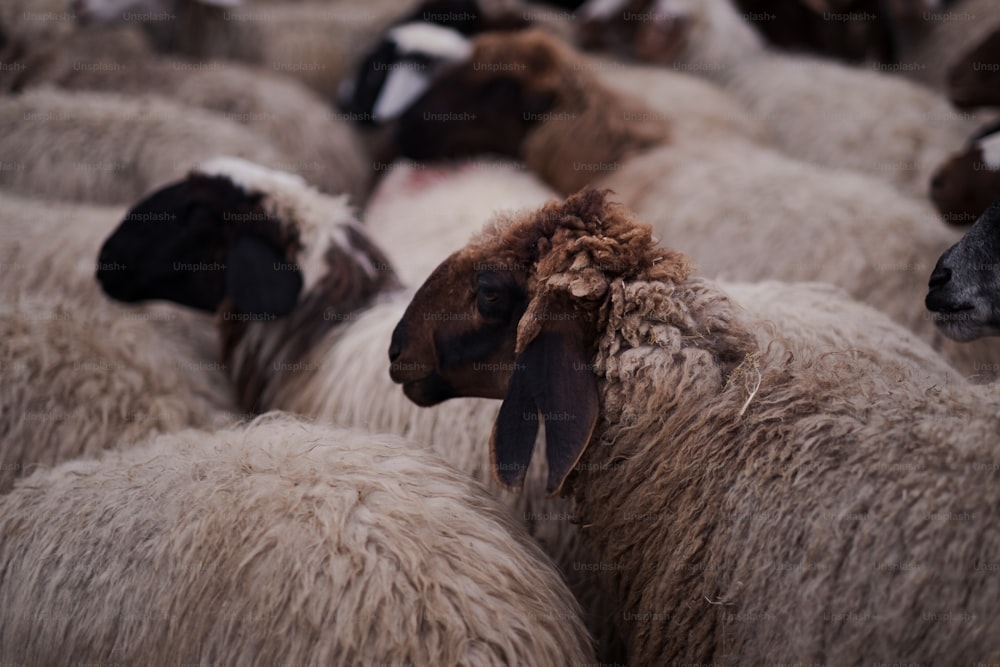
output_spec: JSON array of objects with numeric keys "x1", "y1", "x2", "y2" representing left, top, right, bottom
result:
[
  {"x1": 390, "y1": 28, "x2": 1000, "y2": 379},
  {"x1": 388, "y1": 188, "x2": 1000, "y2": 665},
  {"x1": 0, "y1": 414, "x2": 594, "y2": 664},
  {"x1": 930, "y1": 120, "x2": 1000, "y2": 225}
]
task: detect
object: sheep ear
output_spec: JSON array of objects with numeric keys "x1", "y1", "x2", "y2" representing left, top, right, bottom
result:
[
  {"x1": 490, "y1": 328, "x2": 599, "y2": 496},
  {"x1": 225, "y1": 235, "x2": 303, "y2": 317}
]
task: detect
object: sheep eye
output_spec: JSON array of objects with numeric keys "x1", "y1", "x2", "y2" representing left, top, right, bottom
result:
[{"x1": 475, "y1": 272, "x2": 517, "y2": 320}]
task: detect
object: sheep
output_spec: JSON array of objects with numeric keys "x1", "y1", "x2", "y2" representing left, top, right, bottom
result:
[
  {"x1": 72, "y1": 0, "x2": 415, "y2": 100},
  {"x1": 577, "y1": 0, "x2": 979, "y2": 198},
  {"x1": 0, "y1": 413, "x2": 595, "y2": 664},
  {"x1": 3, "y1": 26, "x2": 371, "y2": 202},
  {"x1": 389, "y1": 28, "x2": 1000, "y2": 379},
  {"x1": 0, "y1": 192, "x2": 237, "y2": 492},
  {"x1": 926, "y1": 198, "x2": 1000, "y2": 341},
  {"x1": 948, "y1": 26, "x2": 1000, "y2": 108},
  {"x1": 387, "y1": 188, "x2": 1000, "y2": 665},
  {"x1": 0, "y1": 87, "x2": 295, "y2": 205},
  {"x1": 929, "y1": 120, "x2": 1000, "y2": 225}
]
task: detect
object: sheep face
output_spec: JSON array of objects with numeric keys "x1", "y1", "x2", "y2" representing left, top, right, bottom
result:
[
  {"x1": 392, "y1": 31, "x2": 561, "y2": 162},
  {"x1": 926, "y1": 199, "x2": 1000, "y2": 341},
  {"x1": 97, "y1": 173, "x2": 304, "y2": 318},
  {"x1": 930, "y1": 123, "x2": 1000, "y2": 226},
  {"x1": 338, "y1": 22, "x2": 475, "y2": 126},
  {"x1": 947, "y1": 29, "x2": 1000, "y2": 110},
  {"x1": 338, "y1": 3, "x2": 529, "y2": 125},
  {"x1": 390, "y1": 188, "x2": 690, "y2": 494}
]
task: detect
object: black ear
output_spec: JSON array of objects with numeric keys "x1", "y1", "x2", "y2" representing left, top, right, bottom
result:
[
  {"x1": 225, "y1": 235, "x2": 303, "y2": 317},
  {"x1": 490, "y1": 329, "x2": 600, "y2": 496}
]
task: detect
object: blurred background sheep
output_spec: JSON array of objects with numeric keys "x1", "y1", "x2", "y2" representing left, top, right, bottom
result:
[{"x1": 2, "y1": 0, "x2": 1000, "y2": 663}]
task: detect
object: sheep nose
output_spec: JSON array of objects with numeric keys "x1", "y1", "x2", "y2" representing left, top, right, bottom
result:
[
  {"x1": 930, "y1": 172, "x2": 946, "y2": 193},
  {"x1": 928, "y1": 265, "x2": 952, "y2": 290},
  {"x1": 388, "y1": 322, "x2": 406, "y2": 362}
]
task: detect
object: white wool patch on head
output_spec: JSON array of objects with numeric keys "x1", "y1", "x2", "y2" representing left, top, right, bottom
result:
[
  {"x1": 979, "y1": 133, "x2": 1000, "y2": 171},
  {"x1": 373, "y1": 67, "x2": 432, "y2": 123},
  {"x1": 192, "y1": 156, "x2": 360, "y2": 293},
  {"x1": 388, "y1": 22, "x2": 473, "y2": 60}
]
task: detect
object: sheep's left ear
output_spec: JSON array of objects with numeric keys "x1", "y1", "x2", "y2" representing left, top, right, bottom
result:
[
  {"x1": 490, "y1": 325, "x2": 599, "y2": 496},
  {"x1": 225, "y1": 235, "x2": 303, "y2": 317}
]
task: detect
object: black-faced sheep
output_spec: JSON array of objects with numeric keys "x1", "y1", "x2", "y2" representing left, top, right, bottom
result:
[
  {"x1": 0, "y1": 414, "x2": 595, "y2": 664},
  {"x1": 91, "y1": 157, "x2": 622, "y2": 655},
  {"x1": 389, "y1": 28, "x2": 1000, "y2": 379},
  {"x1": 930, "y1": 120, "x2": 1000, "y2": 225},
  {"x1": 388, "y1": 188, "x2": 1000, "y2": 665},
  {"x1": 926, "y1": 198, "x2": 1000, "y2": 340}
]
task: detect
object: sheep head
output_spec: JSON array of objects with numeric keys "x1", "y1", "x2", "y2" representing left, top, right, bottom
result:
[
  {"x1": 947, "y1": 29, "x2": 1000, "y2": 110},
  {"x1": 391, "y1": 29, "x2": 575, "y2": 163},
  {"x1": 337, "y1": 1, "x2": 530, "y2": 125},
  {"x1": 926, "y1": 199, "x2": 1000, "y2": 341},
  {"x1": 388, "y1": 187, "x2": 691, "y2": 495},
  {"x1": 930, "y1": 122, "x2": 1000, "y2": 226}
]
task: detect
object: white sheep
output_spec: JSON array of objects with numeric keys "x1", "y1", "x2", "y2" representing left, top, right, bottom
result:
[
  {"x1": 0, "y1": 192, "x2": 237, "y2": 492},
  {"x1": 0, "y1": 413, "x2": 595, "y2": 664},
  {"x1": 579, "y1": 0, "x2": 979, "y2": 198},
  {"x1": 390, "y1": 28, "x2": 1000, "y2": 380},
  {"x1": 72, "y1": 0, "x2": 415, "y2": 100},
  {"x1": 5, "y1": 26, "x2": 371, "y2": 201},
  {"x1": 388, "y1": 188, "x2": 1000, "y2": 665},
  {"x1": 0, "y1": 88, "x2": 294, "y2": 205}
]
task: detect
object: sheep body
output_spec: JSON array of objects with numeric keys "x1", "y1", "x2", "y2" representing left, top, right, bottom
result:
[
  {"x1": 364, "y1": 158, "x2": 557, "y2": 284},
  {"x1": 7, "y1": 27, "x2": 370, "y2": 200},
  {"x1": 75, "y1": 0, "x2": 413, "y2": 99},
  {"x1": 0, "y1": 193, "x2": 236, "y2": 492},
  {"x1": 0, "y1": 88, "x2": 289, "y2": 204},
  {"x1": 0, "y1": 414, "x2": 594, "y2": 664}
]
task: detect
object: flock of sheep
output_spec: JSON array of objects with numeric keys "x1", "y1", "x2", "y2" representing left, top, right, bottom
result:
[{"x1": 2, "y1": 0, "x2": 1000, "y2": 664}]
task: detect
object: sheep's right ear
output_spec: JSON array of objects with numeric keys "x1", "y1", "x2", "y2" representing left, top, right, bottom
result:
[
  {"x1": 225, "y1": 235, "x2": 303, "y2": 317},
  {"x1": 490, "y1": 326, "x2": 599, "y2": 496}
]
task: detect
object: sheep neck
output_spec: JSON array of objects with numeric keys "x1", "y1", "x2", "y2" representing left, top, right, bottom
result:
[
  {"x1": 522, "y1": 70, "x2": 669, "y2": 195},
  {"x1": 219, "y1": 229, "x2": 401, "y2": 414},
  {"x1": 567, "y1": 276, "x2": 760, "y2": 661}
]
